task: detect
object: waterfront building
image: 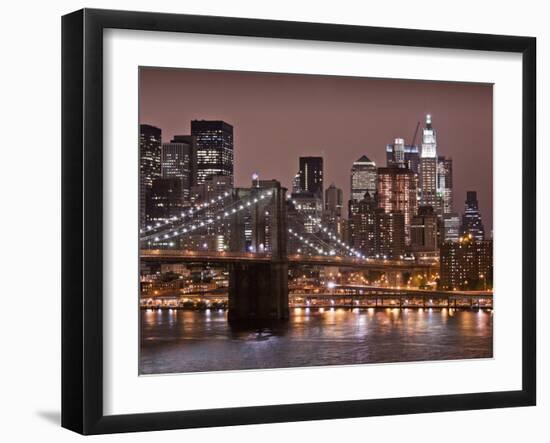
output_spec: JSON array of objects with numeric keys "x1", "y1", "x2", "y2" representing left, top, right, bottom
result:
[
  {"x1": 298, "y1": 156, "x2": 324, "y2": 199},
  {"x1": 139, "y1": 124, "x2": 161, "y2": 228},
  {"x1": 191, "y1": 120, "x2": 234, "y2": 185},
  {"x1": 419, "y1": 114, "x2": 438, "y2": 208},
  {"x1": 461, "y1": 191, "x2": 485, "y2": 241},
  {"x1": 440, "y1": 235, "x2": 493, "y2": 290},
  {"x1": 350, "y1": 155, "x2": 377, "y2": 201}
]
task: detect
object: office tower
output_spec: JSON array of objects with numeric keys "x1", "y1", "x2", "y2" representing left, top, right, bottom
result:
[
  {"x1": 437, "y1": 156, "x2": 453, "y2": 215},
  {"x1": 348, "y1": 192, "x2": 377, "y2": 257},
  {"x1": 191, "y1": 120, "x2": 234, "y2": 185},
  {"x1": 386, "y1": 143, "x2": 420, "y2": 173},
  {"x1": 377, "y1": 166, "x2": 417, "y2": 243},
  {"x1": 440, "y1": 236, "x2": 493, "y2": 290},
  {"x1": 298, "y1": 156, "x2": 323, "y2": 198},
  {"x1": 375, "y1": 210, "x2": 406, "y2": 259},
  {"x1": 161, "y1": 135, "x2": 196, "y2": 203},
  {"x1": 323, "y1": 184, "x2": 344, "y2": 236},
  {"x1": 325, "y1": 184, "x2": 343, "y2": 216},
  {"x1": 350, "y1": 155, "x2": 377, "y2": 201},
  {"x1": 291, "y1": 172, "x2": 302, "y2": 194},
  {"x1": 419, "y1": 114, "x2": 438, "y2": 208},
  {"x1": 139, "y1": 124, "x2": 161, "y2": 228},
  {"x1": 442, "y1": 212, "x2": 461, "y2": 243},
  {"x1": 410, "y1": 206, "x2": 438, "y2": 253},
  {"x1": 461, "y1": 191, "x2": 485, "y2": 241}
]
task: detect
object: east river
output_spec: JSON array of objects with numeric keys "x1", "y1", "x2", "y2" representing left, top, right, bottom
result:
[{"x1": 140, "y1": 307, "x2": 493, "y2": 374}]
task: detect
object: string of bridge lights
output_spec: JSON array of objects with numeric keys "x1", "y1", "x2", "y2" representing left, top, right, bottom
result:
[
  {"x1": 139, "y1": 191, "x2": 233, "y2": 235},
  {"x1": 305, "y1": 215, "x2": 367, "y2": 260},
  {"x1": 140, "y1": 190, "x2": 274, "y2": 242}
]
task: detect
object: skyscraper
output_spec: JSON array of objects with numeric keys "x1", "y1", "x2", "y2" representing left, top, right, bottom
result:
[
  {"x1": 461, "y1": 191, "x2": 485, "y2": 241},
  {"x1": 161, "y1": 135, "x2": 196, "y2": 203},
  {"x1": 386, "y1": 143, "x2": 420, "y2": 173},
  {"x1": 348, "y1": 192, "x2": 377, "y2": 257},
  {"x1": 375, "y1": 210, "x2": 406, "y2": 260},
  {"x1": 350, "y1": 155, "x2": 377, "y2": 201},
  {"x1": 324, "y1": 184, "x2": 344, "y2": 237},
  {"x1": 410, "y1": 206, "x2": 438, "y2": 254},
  {"x1": 437, "y1": 155, "x2": 453, "y2": 215},
  {"x1": 325, "y1": 184, "x2": 343, "y2": 216},
  {"x1": 442, "y1": 212, "x2": 461, "y2": 243},
  {"x1": 191, "y1": 120, "x2": 234, "y2": 185},
  {"x1": 419, "y1": 114, "x2": 438, "y2": 208},
  {"x1": 377, "y1": 165, "x2": 418, "y2": 243},
  {"x1": 298, "y1": 156, "x2": 324, "y2": 198},
  {"x1": 139, "y1": 124, "x2": 161, "y2": 228}
]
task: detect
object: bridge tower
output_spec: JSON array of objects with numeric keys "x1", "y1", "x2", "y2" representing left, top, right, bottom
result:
[{"x1": 228, "y1": 181, "x2": 289, "y2": 322}]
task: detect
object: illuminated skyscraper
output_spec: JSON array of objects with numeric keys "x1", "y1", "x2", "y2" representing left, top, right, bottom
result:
[
  {"x1": 375, "y1": 210, "x2": 406, "y2": 259},
  {"x1": 461, "y1": 191, "x2": 485, "y2": 241},
  {"x1": 191, "y1": 120, "x2": 234, "y2": 185},
  {"x1": 324, "y1": 184, "x2": 344, "y2": 236},
  {"x1": 139, "y1": 124, "x2": 161, "y2": 228},
  {"x1": 386, "y1": 143, "x2": 420, "y2": 173},
  {"x1": 350, "y1": 155, "x2": 377, "y2": 201},
  {"x1": 298, "y1": 156, "x2": 323, "y2": 198},
  {"x1": 442, "y1": 212, "x2": 461, "y2": 243},
  {"x1": 161, "y1": 135, "x2": 196, "y2": 203},
  {"x1": 377, "y1": 165, "x2": 417, "y2": 243},
  {"x1": 419, "y1": 114, "x2": 438, "y2": 208},
  {"x1": 348, "y1": 192, "x2": 377, "y2": 257},
  {"x1": 437, "y1": 155, "x2": 453, "y2": 215}
]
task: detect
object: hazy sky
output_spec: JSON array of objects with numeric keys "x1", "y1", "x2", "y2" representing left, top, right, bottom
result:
[{"x1": 139, "y1": 68, "x2": 493, "y2": 232}]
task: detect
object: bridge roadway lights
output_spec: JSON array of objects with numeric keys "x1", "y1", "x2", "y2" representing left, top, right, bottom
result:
[{"x1": 227, "y1": 260, "x2": 289, "y2": 322}]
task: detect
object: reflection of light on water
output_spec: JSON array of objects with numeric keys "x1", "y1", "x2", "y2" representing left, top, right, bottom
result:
[
  {"x1": 319, "y1": 308, "x2": 325, "y2": 313},
  {"x1": 305, "y1": 307, "x2": 310, "y2": 314},
  {"x1": 295, "y1": 307, "x2": 301, "y2": 313},
  {"x1": 330, "y1": 307, "x2": 335, "y2": 312}
]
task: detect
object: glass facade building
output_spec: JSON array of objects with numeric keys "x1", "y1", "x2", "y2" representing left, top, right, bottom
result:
[
  {"x1": 139, "y1": 124, "x2": 162, "y2": 228},
  {"x1": 350, "y1": 155, "x2": 377, "y2": 201},
  {"x1": 191, "y1": 120, "x2": 234, "y2": 185}
]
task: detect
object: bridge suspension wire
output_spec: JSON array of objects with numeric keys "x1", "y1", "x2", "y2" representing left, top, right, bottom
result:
[
  {"x1": 287, "y1": 206, "x2": 361, "y2": 259},
  {"x1": 306, "y1": 215, "x2": 368, "y2": 260},
  {"x1": 140, "y1": 190, "x2": 275, "y2": 243},
  {"x1": 287, "y1": 227, "x2": 338, "y2": 257},
  {"x1": 140, "y1": 191, "x2": 234, "y2": 236}
]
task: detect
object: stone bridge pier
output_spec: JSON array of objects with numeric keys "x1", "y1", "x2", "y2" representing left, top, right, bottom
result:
[{"x1": 228, "y1": 182, "x2": 289, "y2": 322}]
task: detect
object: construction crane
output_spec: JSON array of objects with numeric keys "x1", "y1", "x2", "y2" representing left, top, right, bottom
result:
[{"x1": 411, "y1": 121, "x2": 421, "y2": 147}]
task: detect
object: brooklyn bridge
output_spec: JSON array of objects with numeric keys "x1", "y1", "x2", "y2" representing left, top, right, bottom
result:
[{"x1": 140, "y1": 181, "x2": 450, "y2": 321}]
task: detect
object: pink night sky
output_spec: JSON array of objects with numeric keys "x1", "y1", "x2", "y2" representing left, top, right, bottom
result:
[{"x1": 139, "y1": 68, "x2": 493, "y2": 232}]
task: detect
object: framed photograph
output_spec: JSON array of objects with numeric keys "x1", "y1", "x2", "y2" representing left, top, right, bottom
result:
[{"x1": 62, "y1": 8, "x2": 536, "y2": 435}]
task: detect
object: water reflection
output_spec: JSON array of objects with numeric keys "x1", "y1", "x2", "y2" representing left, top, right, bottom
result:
[{"x1": 140, "y1": 308, "x2": 493, "y2": 374}]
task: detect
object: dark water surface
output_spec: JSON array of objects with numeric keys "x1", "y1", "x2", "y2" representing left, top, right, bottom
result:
[{"x1": 140, "y1": 307, "x2": 493, "y2": 374}]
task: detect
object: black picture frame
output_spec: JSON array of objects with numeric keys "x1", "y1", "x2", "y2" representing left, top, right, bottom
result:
[{"x1": 62, "y1": 8, "x2": 536, "y2": 435}]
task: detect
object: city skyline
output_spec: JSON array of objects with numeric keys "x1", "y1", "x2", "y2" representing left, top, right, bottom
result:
[{"x1": 139, "y1": 67, "x2": 493, "y2": 232}]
